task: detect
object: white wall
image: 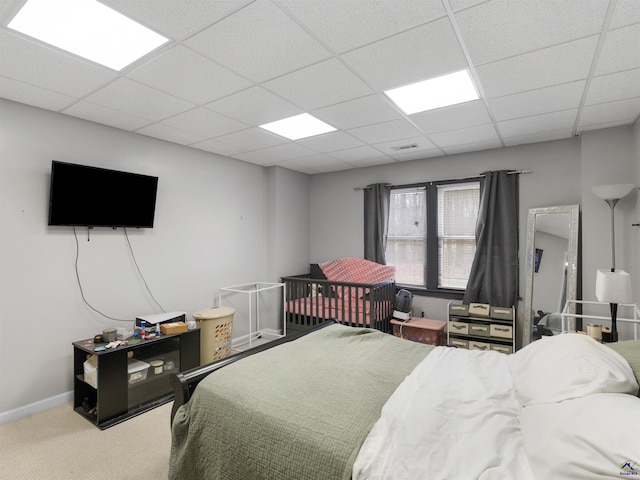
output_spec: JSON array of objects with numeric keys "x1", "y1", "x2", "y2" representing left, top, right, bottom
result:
[{"x1": 0, "y1": 100, "x2": 309, "y2": 419}]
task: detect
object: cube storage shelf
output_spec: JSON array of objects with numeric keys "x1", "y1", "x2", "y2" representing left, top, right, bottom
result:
[
  {"x1": 73, "y1": 329, "x2": 200, "y2": 429},
  {"x1": 447, "y1": 302, "x2": 515, "y2": 354}
]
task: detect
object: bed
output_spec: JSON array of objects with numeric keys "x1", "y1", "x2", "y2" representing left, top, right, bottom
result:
[
  {"x1": 169, "y1": 324, "x2": 640, "y2": 480},
  {"x1": 281, "y1": 258, "x2": 396, "y2": 333}
]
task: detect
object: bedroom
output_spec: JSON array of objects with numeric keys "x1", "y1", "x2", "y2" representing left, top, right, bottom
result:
[{"x1": 1, "y1": 0, "x2": 639, "y2": 477}]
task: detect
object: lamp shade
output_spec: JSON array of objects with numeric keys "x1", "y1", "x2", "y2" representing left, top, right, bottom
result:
[
  {"x1": 592, "y1": 184, "x2": 635, "y2": 201},
  {"x1": 595, "y1": 269, "x2": 633, "y2": 304}
]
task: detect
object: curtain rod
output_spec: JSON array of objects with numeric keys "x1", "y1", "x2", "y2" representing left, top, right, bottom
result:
[{"x1": 354, "y1": 169, "x2": 533, "y2": 191}]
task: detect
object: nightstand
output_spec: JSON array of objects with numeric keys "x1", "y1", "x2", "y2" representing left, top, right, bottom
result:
[{"x1": 391, "y1": 317, "x2": 447, "y2": 346}]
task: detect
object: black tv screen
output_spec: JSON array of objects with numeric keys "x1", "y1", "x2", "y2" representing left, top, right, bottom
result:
[{"x1": 48, "y1": 161, "x2": 158, "y2": 228}]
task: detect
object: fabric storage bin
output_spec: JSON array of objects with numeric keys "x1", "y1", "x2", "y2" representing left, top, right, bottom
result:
[
  {"x1": 469, "y1": 303, "x2": 491, "y2": 318},
  {"x1": 490, "y1": 307, "x2": 513, "y2": 321},
  {"x1": 448, "y1": 304, "x2": 469, "y2": 317},
  {"x1": 449, "y1": 321, "x2": 469, "y2": 335},
  {"x1": 127, "y1": 359, "x2": 150, "y2": 384},
  {"x1": 468, "y1": 323, "x2": 490, "y2": 337},
  {"x1": 491, "y1": 344, "x2": 513, "y2": 354},
  {"x1": 469, "y1": 340, "x2": 491, "y2": 351},
  {"x1": 490, "y1": 324, "x2": 513, "y2": 339},
  {"x1": 450, "y1": 338, "x2": 469, "y2": 349}
]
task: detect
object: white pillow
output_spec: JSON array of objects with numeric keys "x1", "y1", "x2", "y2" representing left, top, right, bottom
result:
[
  {"x1": 509, "y1": 333, "x2": 638, "y2": 406},
  {"x1": 520, "y1": 393, "x2": 640, "y2": 480}
]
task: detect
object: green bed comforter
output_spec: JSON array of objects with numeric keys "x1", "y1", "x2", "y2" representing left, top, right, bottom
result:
[{"x1": 169, "y1": 324, "x2": 433, "y2": 480}]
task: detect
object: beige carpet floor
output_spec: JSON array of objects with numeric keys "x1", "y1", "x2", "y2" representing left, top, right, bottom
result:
[{"x1": 0, "y1": 401, "x2": 172, "y2": 480}]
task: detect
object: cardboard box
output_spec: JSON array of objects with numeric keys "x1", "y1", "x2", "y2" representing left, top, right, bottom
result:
[{"x1": 160, "y1": 321, "x2": 188, "y2": 335}]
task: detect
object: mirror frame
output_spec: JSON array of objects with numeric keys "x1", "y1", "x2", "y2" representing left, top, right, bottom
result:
[{"x1": 522, "y1": 204, "x2": 580, "y2": 347}]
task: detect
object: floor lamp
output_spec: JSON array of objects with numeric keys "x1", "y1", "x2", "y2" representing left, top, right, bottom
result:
[{"x1": 592, "y1": 184, "x2": 635, "y2": 342}]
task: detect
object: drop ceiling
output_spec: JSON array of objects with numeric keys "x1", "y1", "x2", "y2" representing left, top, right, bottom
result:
[{"x1": 1, "y1": 0, "x2": 639, "y2": 174}]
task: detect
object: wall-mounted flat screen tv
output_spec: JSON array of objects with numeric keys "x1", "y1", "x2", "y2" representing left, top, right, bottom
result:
[{"x1": 48, "y1": 161, "x2": 158, "y2": 228}]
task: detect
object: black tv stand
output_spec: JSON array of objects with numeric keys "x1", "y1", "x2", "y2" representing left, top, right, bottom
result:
[{"x1": 72, "y1": 329, "x2": 200, "y2": 429}]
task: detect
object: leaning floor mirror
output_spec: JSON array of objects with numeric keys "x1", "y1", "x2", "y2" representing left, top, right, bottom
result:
[{"x1": 522, "y1": 205, "x2": 580, "y2": 346}]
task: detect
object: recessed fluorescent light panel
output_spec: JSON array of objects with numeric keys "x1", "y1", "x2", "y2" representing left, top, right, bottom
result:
[
  {"x1": 8, "y1": 0, "x2": 168, "y2": 71},
  {"x1": 385, "y1": 70, "x2": 479, "y2": 115},
  {"x1": 260, "y1": 113, "x2": 337, "y2": 140}
]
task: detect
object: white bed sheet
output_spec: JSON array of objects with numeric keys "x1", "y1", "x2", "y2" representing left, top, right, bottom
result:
[
  {"x1": 353, "y1": 334, "x2": 640, "y2": 480},
  {"x1": 352, "y1": 347, "x2": 536, "y2": 480}
]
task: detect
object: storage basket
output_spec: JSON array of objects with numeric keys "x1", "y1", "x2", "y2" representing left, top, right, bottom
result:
[{"x1": 193, "y1": 306, "x2": 235, "y2": 364}]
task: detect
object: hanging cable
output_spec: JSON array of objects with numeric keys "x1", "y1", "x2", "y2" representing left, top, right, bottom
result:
[
  {"x1": 123, "y1": 227, "x2": 166, "y2": 313},
  {"x1": 73, "y1": 226, "x2": 131, "y2": 322}
]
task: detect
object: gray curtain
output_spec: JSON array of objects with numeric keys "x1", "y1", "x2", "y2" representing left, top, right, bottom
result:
[
  {"x1": 364, "y1": 183, "x2": 391, "y2": 264},
  {"x1": 463, "y1": 170, "x2": 519, "y2": 307}
]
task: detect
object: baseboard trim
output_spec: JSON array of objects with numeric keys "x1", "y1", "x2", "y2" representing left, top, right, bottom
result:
[{"x1": 0, "y1": 391, "x2": 73, "y2": 426}]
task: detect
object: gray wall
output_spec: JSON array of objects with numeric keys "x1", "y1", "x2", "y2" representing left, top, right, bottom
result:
[
  {"x1": 309, "y1": 125, "x2": 639, "y2": 337},
  {"x1": 0, "y1": 100, "x2": 310, "y2": 421},
  {"x1": 1, "y1": 97, "x2": 637, "y2": 422}
]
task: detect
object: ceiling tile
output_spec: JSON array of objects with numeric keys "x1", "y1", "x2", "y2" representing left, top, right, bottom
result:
[
  {"x1": 502, "y1": 128, "x2": 573, "y2": 147},
  {"x1": 263, "y1": 58, "x2": 373, "y2": 111},
  {"x1": 191, "y1": 138, "x2": 250, "y2": 157},
  {"x1": 448, "y1": 0, "x2": 492, "y2": 12},
  {"x1": 136, "y1": 122, "x2": 207, "y2": 145},
  {"x1": 489, "y1": 81, "x2": 586, "y2": 121},
  {"x1": 347, "y1": 119, "x2": 422, "y2": 144},
  {"x1": 585, "y1": 68, "x2": 640, "y2": 105},
  {"x1": 578, "y1": 97, "x2": 640, "y2": 129},
  {"x1": 410, "y1": 100, "x2": 491, "y2": 134},
  {"x1": 594, "y1": 23, "x2": 640, "y2": 76},
  {"x1": 477, "y1": 36, "x2": 599, "y2": 98},
  {"x1": 372, "y1": 135, "x2": 438, "y2": 155},
  {"x1": 276, "y1": 0, "x2": 445, "y2": 53},
  {"x1": 456, "y1": 0, "x2": 609, "y2": 65},
  {"x1": 127, "y1": 45, "x2": 252, "y2": 104},
  {"x1": 312, "y1": 94, "x2": 402, "y2": 130},
  {"x1": 277, "y1": 154, "x2": 353, "y2": 173},
  {"x1": 391, "y1": 149, "x2": 442, "y2": 161},
  {"x1": 184, "y1": 0, "x2": 331, "y2": 82},
  {"x1": 441, "y1": 138, "x2": 502, "y2": 155},
  {"x1": 578, "y1": 118, "x2": 636, "y2": 132},
  {"x1": 232, "y1": 150, "x2": 281, "y2": 166},
  {"x1": 345, "y1": 156, "x2": 397, "y2": 168},
  {"x1": 0, "y1": 75, "x2": 75, "y2": 110},
  {"x1": 82, "y1": 78, "x2": 194, "y2": 121},
  {"x1": 297, "y1": 130, "x2": 365, "y2": 153},
  {"x1": 609, "y1": 0, "x2": 640, "y2": 29},
  {"x1": 63, "y1": 101, "x2": 152, "y2": 131},
  {"x1": 342, "y1": 18, "x2": 468, "y2": 91},
  {"x1": 101, "y1": 0, "x2": 255, "y2": 40},
  {"x1": 428, "y1": 123, "x2": 500, "y2": 148},
  {"x1": 0, "y1": 30, "x2": 116, "y2": 97},
  {"x1": 215, "y1": 127, "x2": 288, "y2": 151},
  {"x1": 327, "y1": 145, "x2": 391, "y2": 162},
  {"x1": 205, "y1": 86, "x2": 302, "y2": 126},
  {"x1": 162, "y1": 107, "x2": 248, "y2": 138},
  {"x1": 250, "y1": 142, "x2": 318, "y2": 161},
  {"x1": 498, "y1": 109, "x2": 578, "y2": 138}
]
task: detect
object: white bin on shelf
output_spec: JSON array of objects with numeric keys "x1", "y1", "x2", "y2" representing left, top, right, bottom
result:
[{"x1": 193, "y1": 306, "x2": 235, "y2": 364}]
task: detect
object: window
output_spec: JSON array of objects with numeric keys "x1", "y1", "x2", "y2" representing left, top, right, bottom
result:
[{"x1": 385, "y1": 180, "x2": 480, "y2": 294}]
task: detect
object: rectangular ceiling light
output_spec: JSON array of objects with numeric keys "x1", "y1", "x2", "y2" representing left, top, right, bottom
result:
[
  {"x1": 8, "y1": 0, "x2": 168, "y2": 71},
  {"x1": 260, "y1": 113, "x2": 337, "y2": 140},
  {"x1": 385, "y1": 70, "x2": 479, "y2": 115}
]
